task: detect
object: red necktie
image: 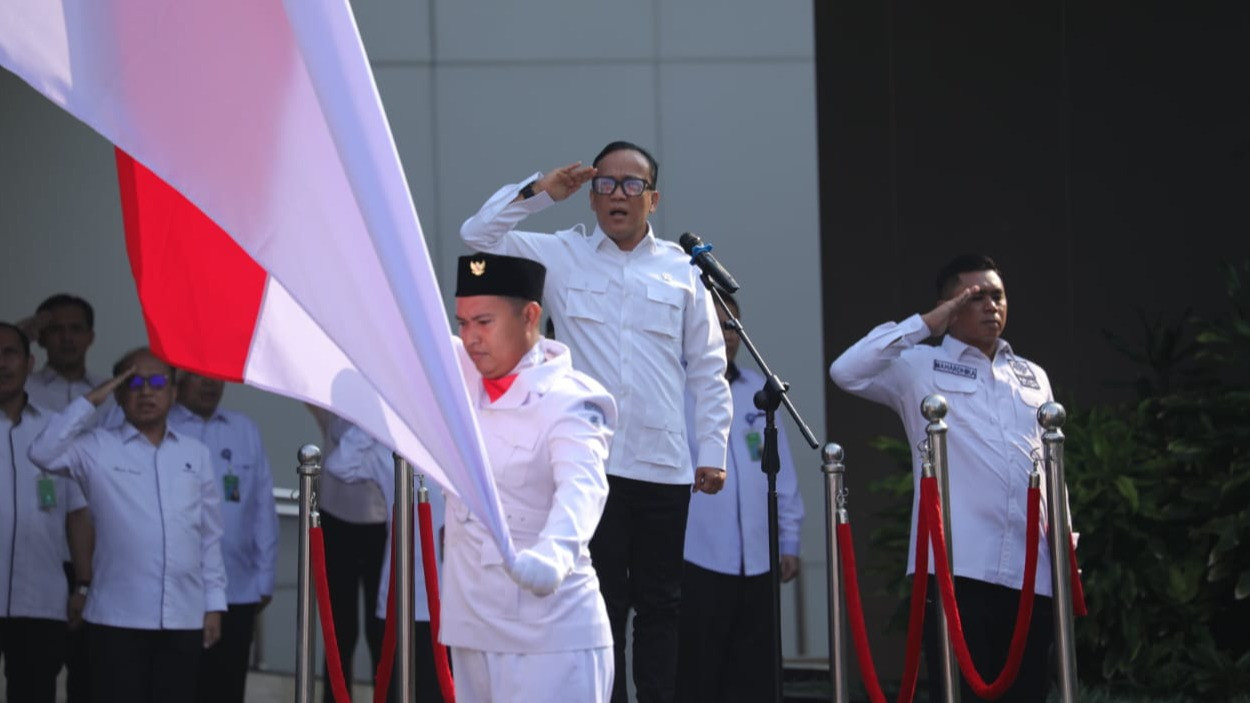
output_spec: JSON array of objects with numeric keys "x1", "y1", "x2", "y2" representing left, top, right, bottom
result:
[{"x1": 482, "y1": 374, "x2": 518, "y2": 402}]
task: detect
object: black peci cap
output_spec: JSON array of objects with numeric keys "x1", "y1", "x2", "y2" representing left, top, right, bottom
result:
[{"x1": 455, "y1": 253, "x2": 546, "y2": 302}]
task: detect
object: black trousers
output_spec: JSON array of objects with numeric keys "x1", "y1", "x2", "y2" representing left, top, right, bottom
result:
[
  {"x1": 0, "y1": 616, "x2": 68, "y2": 703},
  {"x1": 924, "y1": 576, "x2": 1055, "y2": 703},
  {"x1": 590, "y1": 475, "x2": 692, "y2": 703},
  {"x1": 676, "y1": 562, "x2": 773, "y2": 703},
  {"x1": 320, "y1": 509, "x2": 387, "y2": 699},
  {"x1": 66, "y1": 622, "x2": 91, "y2": 703},
  {"x1": 63, "y1": 561, "x2": 90, "y2": 703},
  {"x1": 87, "y1": 624, "x2": 202, "y2": 703},
  {"x1": 196, "y1": 602, "x2": 258, "y2": 703}
]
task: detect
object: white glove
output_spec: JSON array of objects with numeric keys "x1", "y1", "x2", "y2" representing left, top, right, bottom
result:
[{"x1": 508, "y1": 549, "x2": 566, "y2": 596}]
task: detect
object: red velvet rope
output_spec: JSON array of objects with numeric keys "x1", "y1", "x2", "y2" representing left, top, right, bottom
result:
[
  {"x1": 837, "y1": 506, "x2": 929, "y2": 703},
  {"x1": 310, "y1": 526, "x2": 354, "y2": 703},
  {"x1": 419, "y1": 500, "x2": 456, "y2": 702},
  {"x1": 1068, "y1": 534, "x2": 1088, "y2": 616},
  {"x1": 922, "y1": 476, "x2": 1041, "y2": 699},
  {"x1": 897, "y1": 483, "x2": 932, "y2": 703},
  {"x1": 838, "y1": 521, "x2": 888, "y2": 703},
  {"x1": 373, "y1": 511, "x2": 398, "y2": 703},
  {"x1": 372, "y1": 501, "x2": 457, "y2": 703}
]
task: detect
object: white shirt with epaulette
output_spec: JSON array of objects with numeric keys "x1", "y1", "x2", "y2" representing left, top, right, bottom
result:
[
  {"x1": 830, "y1": 313, "x2": 1057, "y2": 596},
  {"x1": 460, "y1": 175, "x2": 732, "y2": 485}
]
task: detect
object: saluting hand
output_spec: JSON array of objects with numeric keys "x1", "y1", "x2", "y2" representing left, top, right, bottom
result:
[
  {"x1": 693, "y1": 467, "x2": 726, "y2": 495},
  {"x1": 534, "y1": 162, "x2": 596, "y2": 202},
  {"x1": 16, "y1": 310, "x2": 51, "y2": 340},
  {"x1": 920, "y1": 284, "x2": 981, "y2": 337},
  {"x1": 85, "y1": 366, "x2": 136, "y2": 406}
]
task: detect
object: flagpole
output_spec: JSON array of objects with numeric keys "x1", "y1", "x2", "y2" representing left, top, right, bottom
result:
[
  {"x1": 295, "y1": 445, "x2": 322, "y2": 703},
  {"x1": 394, "y1": 454, "x2": 416, "y2": 699}
]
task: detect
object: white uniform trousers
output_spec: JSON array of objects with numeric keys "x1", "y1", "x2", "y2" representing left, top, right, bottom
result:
[{"x1": 450, "y1": 646, "x2": 613, "y2": 703}]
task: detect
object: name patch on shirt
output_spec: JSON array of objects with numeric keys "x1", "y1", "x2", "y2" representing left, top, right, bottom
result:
[
  {"x1": 1009, "y1": 359, "x2": 1042, "y2": 390},
  {"x1": 933, "y1": 360, "x2": 977, "y2": 379}
]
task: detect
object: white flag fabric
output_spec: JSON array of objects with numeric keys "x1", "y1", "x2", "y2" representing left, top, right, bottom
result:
[{"x1": 0, "y1": 0, "x2": 516, "y2": 564}]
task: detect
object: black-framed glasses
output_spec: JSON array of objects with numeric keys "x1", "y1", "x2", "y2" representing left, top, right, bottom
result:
[
  {"x1": 127, "y1": 373, "x2": 169, "y2": 390},
  {"x1": 590, "y1": 176, "x2": 652, "y2": 197}
]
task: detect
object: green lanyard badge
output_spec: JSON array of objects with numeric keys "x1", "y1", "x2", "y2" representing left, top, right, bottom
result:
[{"x1": 37, "y1": 475, "x2": 57, "y2": 510}]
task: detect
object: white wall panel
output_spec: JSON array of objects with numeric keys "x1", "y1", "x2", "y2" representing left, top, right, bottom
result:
[
  {"x1": 434, "y1": 1, "x2": 656, "y2": 63},
  {"x1": 659, "y1": 0, "x2": 814, "y2": 59}
]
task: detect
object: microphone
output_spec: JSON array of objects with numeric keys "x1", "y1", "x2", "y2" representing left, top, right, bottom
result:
[{"x1": 679, "y1": 232, "x2": 740, "y2": 294}]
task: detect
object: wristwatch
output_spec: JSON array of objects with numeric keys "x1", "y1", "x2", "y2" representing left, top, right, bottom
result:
[
  {"x1": 75, "y1": 581, "x2": 90, "y2": 596},
  {"x1": 519, "y1": 181, "x2": 537, "y2": 200}
]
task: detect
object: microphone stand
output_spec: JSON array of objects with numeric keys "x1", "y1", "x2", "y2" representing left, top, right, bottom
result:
[{"x1": 703, "y1": 276, "x2": 818, "y2": 703}]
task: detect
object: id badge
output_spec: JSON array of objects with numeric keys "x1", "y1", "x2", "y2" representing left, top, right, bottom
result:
[
  {"x1": 36, "y1": 476, "x2": 57, "y2": 510},
  {"x1": 223, "y1": 474, "x2": 241, "y2": 503},
  {"x1": 745, "y1": 431, "x2": 763, "y2": 462}
]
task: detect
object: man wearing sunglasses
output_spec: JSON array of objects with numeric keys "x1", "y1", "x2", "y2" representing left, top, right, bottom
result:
[
  {"x1": 29, "y1": 348, "x2": 227, "y2": 702},
  {"x1": 461, "y1": 142, "x2": 732, "y2": 703}
]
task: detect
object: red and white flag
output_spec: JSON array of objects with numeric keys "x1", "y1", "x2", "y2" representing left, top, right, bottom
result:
[{"x1": 1, "y1": 0, "x2": 516, "y2": 562}]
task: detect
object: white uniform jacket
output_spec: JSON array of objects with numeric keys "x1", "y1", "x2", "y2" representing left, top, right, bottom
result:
[
  {"x1": 323, "y1": 423, "x2": 446, "y2": 621},
  {"x1": 28, "y1": 396, "x2": 228, "y2": 628},
  {"x1": 684, "y1": 365, "x2": 805, "y2": 576},
  {"x1": 829, "y1": 313, "x2": 1055, "y2": 595},
  {"x1": 461, "y1": 176, "x2": 731, "y2": 485},
  {"x1": 1, "y1": 401, "x2": 88, "y2": 620},
  {"x1": 440, "y1": 338, "x2": 616, "y2": 653},
  {"x1": 169, "y1": 404, "x2": 279, "y2": 605}
]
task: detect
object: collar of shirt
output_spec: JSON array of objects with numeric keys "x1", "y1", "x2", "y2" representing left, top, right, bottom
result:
[
  {"x1": 20, "y1": 398, "x2": 44, "y2": 421},
  {"x1": 116, "y1": 417, "x2": 183, "y2": 445},
  {"x1": 941, "y1": 333, "x2": 1013, "y2": 363},
  {"x1": 468, "y1": 339, "x2": 573, "y2": 410},
  {"x1": 588, "y1": 224, "x2": 659, "y2": 255}
]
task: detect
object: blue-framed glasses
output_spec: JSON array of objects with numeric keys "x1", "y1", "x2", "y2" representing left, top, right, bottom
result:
[
  {"x1": 590, "y1": 176, "x2": 652, "y2": 197},
  {"x1": 127, "y1": 373, "x2": 169, "y2": 390}
]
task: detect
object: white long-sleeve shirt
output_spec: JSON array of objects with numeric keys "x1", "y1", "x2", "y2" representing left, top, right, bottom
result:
[
  {"x1": 829, "y1": 313, "x2": 1055, "y2": 596},
  {"x1": 683, "y1": 365, "x2": 805, "y2": 576},
  {"x1": 169, "y1": 404, "x2": 278, "y2": 604},
  {"x1": 1, "y1": 401, "x2": 88, "y2": 620},
  {"x1": 323, "y1": 422, "x2": 445, "y2": 621},
  {"x1": 460, "y1": 175, "x2": 732, "y2": 484},
  {"x1": 28, "y1": 396, "x2": 228, "y2": 628}
]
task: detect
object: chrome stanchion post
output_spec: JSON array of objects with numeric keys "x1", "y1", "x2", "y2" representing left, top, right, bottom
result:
[
  {"x1": 295, "y1": 445, "x2": 322, "y2": 703},
  {"x1": 1039, "y1": 403, "x2": 1078, "y2": 703},
  {"x1": 393, "y1": 454, "x2": 415, "y2": 702},
  {"x1": 821, "y1": 443, "x2": 849, "y2": 703},
  {"x1": 922, "y1": 395, "x2": 960, "y2": 703}
]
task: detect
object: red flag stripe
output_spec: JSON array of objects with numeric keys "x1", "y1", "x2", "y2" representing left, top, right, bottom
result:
[{"x1": 116, "y1": 149, "x2": 266, "y2": 382}]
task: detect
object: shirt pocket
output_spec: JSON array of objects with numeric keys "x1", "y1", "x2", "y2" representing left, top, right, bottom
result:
[
  {"x1": 637, "y1": 413, "x2": 686, "y2": 469},
  {"x1": 566, "y1": 275, "x2": 609, "y2": 324},
  {"x1": 1015, "y1": 385, "x2": 1050, "y2": 430},
  {"x1": 931, "y1": 371, "x2": 982, "y2": 425},
  {"x1": 492, "y1": 430, "x2": 540, "y2": 488},
  {"x1": 641, "y1": 282, "x2": 685, "y2": 339}
]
